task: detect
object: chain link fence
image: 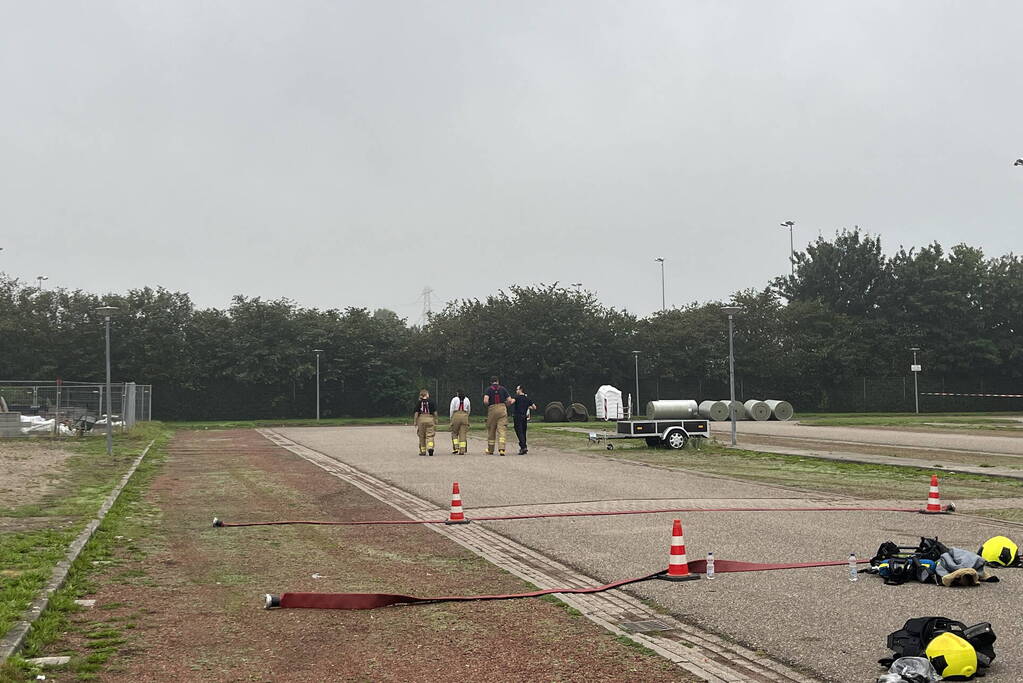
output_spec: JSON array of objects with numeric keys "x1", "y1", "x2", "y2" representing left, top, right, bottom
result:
[
  {"x1": 416, "y1": 375, "x2": 1022, "y2": 419},
  {"x1": 0, "y1": 380, "x2": 153, "y2": 437}
]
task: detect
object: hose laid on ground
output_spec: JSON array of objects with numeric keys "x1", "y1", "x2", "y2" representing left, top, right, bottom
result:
[
  {"x1": 214, "y1": 503, "x2": 952, "y2": 529},
  {"x1": 264, "y1": 558, "x2": 869, "y2": 610},
  {"x1": 266, "y1": 569, "x2": 663, "y2": 610}
]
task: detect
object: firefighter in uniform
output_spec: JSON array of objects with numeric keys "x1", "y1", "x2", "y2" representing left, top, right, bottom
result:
[
  {"x1": 482, "y1": 377, "x2": 511, "y2": 455},
  {"x1": 448, "y1": 390, "x2": 470, "y2": 454},
  {"x1": 413, "y1": 389, "x2": 437, "y2": 456}
]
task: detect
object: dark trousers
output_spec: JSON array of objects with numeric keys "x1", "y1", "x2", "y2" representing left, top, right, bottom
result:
[{"x1": 514, "y1": 415, "x2": 528, "y2": 449}]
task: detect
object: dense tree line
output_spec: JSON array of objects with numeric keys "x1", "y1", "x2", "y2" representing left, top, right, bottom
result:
[{"x1": 1, "y1": 230, "x2": 1020, "y2": 419}]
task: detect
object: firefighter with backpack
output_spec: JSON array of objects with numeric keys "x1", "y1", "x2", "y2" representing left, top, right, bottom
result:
[
  {"x1": 413, "y1": 389, "x2": 437, "y2": 456},
  {"x1": 448, "y1": 390, "x2": 470, "y2": 454},
  {"x1": 482, "y1": 377, "x2": 511, "y2": 455}
]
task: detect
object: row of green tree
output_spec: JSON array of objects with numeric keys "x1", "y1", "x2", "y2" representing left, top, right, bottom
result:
[{"x1": 1, "y1": 229, "x2": 1020, "y2": 419}]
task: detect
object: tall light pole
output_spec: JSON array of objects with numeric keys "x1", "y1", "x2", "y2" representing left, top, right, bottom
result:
[
  {"x1": 909, "y1": 347, "x2": 921, "y2": 414},
  {"x1": 779, "y1": 221, "x2": 795, "y2": 276},
  {"x1": 654, "y1": 258, "x2": 665, "y2": 311},
  {"x1": 313, "y1": 349, "x2": 324, "y2": 421},
  {"x1": 37, "y1": 275, "x2": 49, "y2": 289},
  {"x1": 632, "y1": 350, "x2": 641, "y2": 417},
  {"x1": 95, "y1": 306, "x2": 118, "y2": 455},
  {"x1": 722, "y1": 306, "x2": 741, "y2": 446}
]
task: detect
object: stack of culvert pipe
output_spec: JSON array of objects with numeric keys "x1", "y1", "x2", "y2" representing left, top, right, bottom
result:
[
  {"x1": 726, "y1": 400, "x2": 747, "y2": 420},
  {"x1": 765, "y1": 399, "x2": 794, "y2": 421},
  {"x1": 743, "y1": 400, "x2": 772, "y2": 421},
  {"x1": 646, "y1": 400, "x2": 699, "y2": 419},
  {"x1": 698, "y1": 400, "x2": 730, "y2": 421}
]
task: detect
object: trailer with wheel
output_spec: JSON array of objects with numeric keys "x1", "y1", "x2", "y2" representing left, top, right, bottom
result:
[{"x1": 588, "y1": 418, "x2": 710, "y2": 450}]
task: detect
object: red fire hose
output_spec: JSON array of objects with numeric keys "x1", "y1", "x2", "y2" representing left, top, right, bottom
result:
[
  {"x1": 216, "y1": 503, "x2": 951, "y2": 529},
  {"x1": 264, "y1": 558, "x2": 867, "y2": 610}
]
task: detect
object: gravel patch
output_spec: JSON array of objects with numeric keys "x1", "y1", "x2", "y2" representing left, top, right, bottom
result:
[{"x1": 0, "y1": 442, "x2": 73, "y2": 509}]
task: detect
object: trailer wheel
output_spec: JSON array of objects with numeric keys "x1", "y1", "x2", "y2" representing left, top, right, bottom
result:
[
  {"x1": 664, "y1": 429, "x2": 688, "y2": 450},
  {"x1": 644, "y1": 436, "x2": 660, "y2": 448}
]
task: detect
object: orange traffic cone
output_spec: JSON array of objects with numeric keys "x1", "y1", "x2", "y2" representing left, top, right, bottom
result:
[
  {"x1": 662, "y1": 519, "x2": 699, "y2": 581},
  {"x1": 444, "y1": 482, "x2": 470, "y2": 525},
  {"x1": 922, "y1": 474, "x2": 952, "y2": 514}
]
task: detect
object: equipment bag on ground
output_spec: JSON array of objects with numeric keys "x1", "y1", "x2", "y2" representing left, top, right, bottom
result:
[{"x1": 880, "y1": 616, "x2": 996, "y2": 679}]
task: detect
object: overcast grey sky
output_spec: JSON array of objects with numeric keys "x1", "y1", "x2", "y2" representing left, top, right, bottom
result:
[{"x1": 2, "y1": 1, "x2": 1021, "y2": 321}]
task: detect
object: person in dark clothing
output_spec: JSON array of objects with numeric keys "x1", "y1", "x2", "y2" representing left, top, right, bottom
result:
[
  {"x1": 482, "y1": 377, "x2": 511, "y2": 455},
  {"x1": 512, "y1": 385, "x2": 537, "y2": 455},
  {"x1": 413, "y1": 389, "x2": 437, "y2": 456}
]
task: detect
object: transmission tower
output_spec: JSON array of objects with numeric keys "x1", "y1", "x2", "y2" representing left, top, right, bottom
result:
[{"x1": 421, "y1": 286, "x2": 434, "y2": 322}]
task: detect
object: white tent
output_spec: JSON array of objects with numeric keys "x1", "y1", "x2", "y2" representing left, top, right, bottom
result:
[{"x1": 594, "y1": 385, "x2": 623, "y2": 420}]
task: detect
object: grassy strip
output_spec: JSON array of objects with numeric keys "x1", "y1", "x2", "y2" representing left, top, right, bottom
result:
[
  {"x1": 0, "y1": 424, "x2": 170, "y2": 680},
  {"x1": 0, "y1": 430, "x2": 168, "y2": 681},
  {"x1": 800, "y1": 415, "x2": 1021, "y2": 429},
  {"x1": 969, "y1": 509, "x2": 1023, "y2": 523},
  {"x1": 527, "y1": 428, "x2": 1023, "y2": 501}
]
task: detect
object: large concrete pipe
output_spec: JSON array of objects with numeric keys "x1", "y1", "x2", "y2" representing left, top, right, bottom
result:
[
  {"x1": 743, "y1": 399, "x2": 771, "y2": 421},
  {"x1": 544, "y1": 401, "x2": 566, "y2": 422},
  {"x1": 698, "y1": 400, "x2": 730, "y2": 421},
  {"x1": 567, "y1": 402, "x2": 590, "y2": 421},
  {"x1": 765, "y1": 399, "x2": 794, "y2": 421},
  {"x1": 723, "y1": 400, "x2": 747, "y2": 420},
  {"x1": 646, "y1": 400, "x2": 699, "y2": 419}
]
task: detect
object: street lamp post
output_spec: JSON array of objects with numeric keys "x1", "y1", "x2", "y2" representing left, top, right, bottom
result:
[
  {"x1": 313, "y1": 349, "x2": 324, "y2": 421},
  {"x1": 654, "y1": 258, "x2": 665, "y2": 311},
  {"x1": 95, "y1": 306, "x2": 118, "y2": 455},
  {"x1": 722, "y1": 306, "x2": 741, "y2": 446},
  {"x1": 779, "y1": 222, "x2": 795, "y2": 276},
  {"x1": 632, "y1": 350, "x2": 641, "y2": 417},
  {"x1": 910, "y1": 347, "x2": 921, "y2": 414},
  {"x1": 37, "y1": 275, "x2": 49, "y2": 290}
]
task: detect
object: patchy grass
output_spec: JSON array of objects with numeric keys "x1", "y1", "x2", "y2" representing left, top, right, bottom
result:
[
  {"x1": 970, "y1": 508, "x2": 1023, "y2": 523},
  {"x1": 0, "y1": 423, "x2": 170, "y2": 681},
  {"x1": 527, "y1": 429, "x2": 1023, "y2": 501},
  {"x1": 613, "y1": 634, "x2": 662, "y2": 657}
]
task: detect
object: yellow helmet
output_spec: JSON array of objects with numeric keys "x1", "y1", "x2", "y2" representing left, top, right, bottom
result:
[
  {"x1": 926, "y1": 632, "x2": 977, "y2": 679},
  {"x1": 978, "y1": 536, "x2": 1018, "y2": 567}
]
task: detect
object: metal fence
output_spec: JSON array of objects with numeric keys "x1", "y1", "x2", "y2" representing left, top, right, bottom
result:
[
  {"x1": 0, "y1": 380, "x2": 153, "y2": 437},
  {"x1": 417, "y1": 375, "x2": 1023, "y2": 418}
]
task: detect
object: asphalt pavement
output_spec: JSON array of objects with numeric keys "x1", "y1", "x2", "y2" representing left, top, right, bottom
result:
[{"x1": 278, "y1": 425, "x2": 1023, "y2": 682}]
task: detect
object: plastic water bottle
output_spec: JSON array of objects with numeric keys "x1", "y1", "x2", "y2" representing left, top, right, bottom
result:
[
  {"x1": 706, "y1": 552, "x2": 715, "y2": 580},
  {"x1": 849, "y1": 552, "x2": 858, "y2": 582}
]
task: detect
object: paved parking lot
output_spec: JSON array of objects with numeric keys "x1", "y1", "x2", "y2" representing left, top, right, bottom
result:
[{"x1": 278, "y1": 425, "x2": 1023, "y2": 682}]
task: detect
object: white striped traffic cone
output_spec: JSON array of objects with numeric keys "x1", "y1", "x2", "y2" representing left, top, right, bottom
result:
[
  {"x1": 662, "y1": 518, "x2": 699, "y2": 581},
  {"x1": 444, "y1": 482, "x2": 470, "y2": 525},
  {"x1": 923, "y1": 474, "x2": 948, "y2": 514}
]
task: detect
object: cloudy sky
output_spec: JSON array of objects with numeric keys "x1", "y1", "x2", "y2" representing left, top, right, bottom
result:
[{"x1": 2, "y1": 1, "x2": 1021, "y2": 321}]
